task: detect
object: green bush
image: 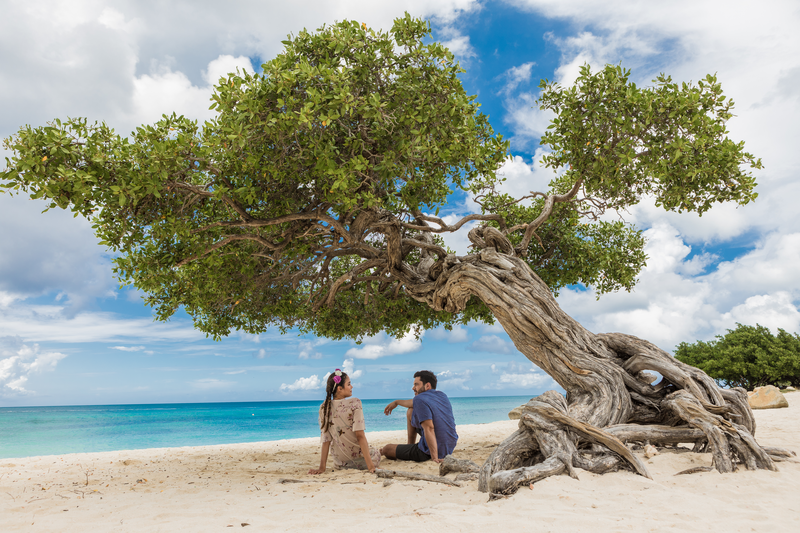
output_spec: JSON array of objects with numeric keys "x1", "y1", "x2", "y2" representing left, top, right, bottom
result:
[{"x1": 674, "y1": 323, "x2": 800, "y2": 390}]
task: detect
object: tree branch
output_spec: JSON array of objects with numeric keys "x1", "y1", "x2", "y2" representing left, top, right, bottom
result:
[{"x1": 515, "y1": 179, "x2": 584, "y2": 254}]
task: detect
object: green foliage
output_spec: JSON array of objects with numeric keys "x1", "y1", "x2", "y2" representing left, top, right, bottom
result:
[
  {"x1": 538, "y1": 64, "x2": 761, "y2": 214},
  {"x1": 674, "y1": 324, "x2": 800, "y2": 389},
  {"x1": 1, "y1": 15, "x2": 504, "y2": 339},
  {"x1": 1, "y1": 21, "x2": 762, "y2": 343},
  {"x1": 473, "y1": 64, "x2": 760, "y2": 296}
]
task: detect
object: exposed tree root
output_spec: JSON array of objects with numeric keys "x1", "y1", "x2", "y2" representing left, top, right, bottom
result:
[
  {"x1": 410, "y1": 234, "x2": 793, "y2": 494},
  {"x1": 664, "y1": 390, "x2": 777, "y2": 472},
  {"x1": 480, "y1": 391, "x2": 652, "y2": 495}
]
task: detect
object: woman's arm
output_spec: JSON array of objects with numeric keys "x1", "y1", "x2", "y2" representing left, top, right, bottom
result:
[
  {"x1": 308, "y1": 440, "x2": 331, "y2": 475},
  {"x1": 354, "y1": 430, "x2": 376, "y2": 473}
]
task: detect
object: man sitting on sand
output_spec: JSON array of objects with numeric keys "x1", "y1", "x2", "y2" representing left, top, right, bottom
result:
[{"x1": 380, "y1": 370, "x2": 458, "y2": 463}]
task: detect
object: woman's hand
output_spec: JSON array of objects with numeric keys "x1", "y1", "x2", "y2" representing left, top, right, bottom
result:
[{"x1": 308, "y1": 467, "x2": 325, "y2": 475}]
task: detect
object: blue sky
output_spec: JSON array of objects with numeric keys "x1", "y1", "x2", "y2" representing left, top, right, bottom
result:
[{"x1": 1, "y1": 0, "x2": 799, "y2": 407}]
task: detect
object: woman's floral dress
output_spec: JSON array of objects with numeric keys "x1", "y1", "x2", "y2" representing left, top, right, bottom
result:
[{"x1": 320, "y1": 397, "x2": 380, "y2": 470}]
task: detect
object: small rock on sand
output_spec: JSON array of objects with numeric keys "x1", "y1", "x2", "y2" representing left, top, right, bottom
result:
[{"x1": 748, "y1": 385, "x2": 789, "y2": 409}]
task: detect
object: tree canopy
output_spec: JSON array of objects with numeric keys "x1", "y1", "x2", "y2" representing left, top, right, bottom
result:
[
  {"x1": 674, "y1": 323, "x2": 800, "y2": 389},
  {"x1": 2, "y1": 15, "x2": 761, "y2": 342}
]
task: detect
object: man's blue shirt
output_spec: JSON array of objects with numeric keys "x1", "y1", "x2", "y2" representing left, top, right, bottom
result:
[{"x1": 411, "y1": 389, "x2": 458, "y2": 458}]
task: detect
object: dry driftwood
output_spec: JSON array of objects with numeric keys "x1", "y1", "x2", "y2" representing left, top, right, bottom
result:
[
  {"x1": 439, "y1": 455, "x2": 480, "y2": 476},
  {"x1": 374, "y1": 469, "x2": 461, "y2": 487},
  {"x1": 674, "y1": 466, "x2": 713, "y2": 476}
]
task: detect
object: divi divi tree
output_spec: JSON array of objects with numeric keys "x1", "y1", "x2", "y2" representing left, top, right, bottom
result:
[{"x1": 3, "y1": 16, "x2": 791, "y2": 494}]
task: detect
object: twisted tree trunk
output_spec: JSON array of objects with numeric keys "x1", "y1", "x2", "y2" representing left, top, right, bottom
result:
[{"x1": 404, "y1": 228, "x2": 793, "y2": 495}]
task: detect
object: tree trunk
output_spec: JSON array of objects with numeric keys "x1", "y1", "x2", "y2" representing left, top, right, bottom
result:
[{"x1": 406, "y1": 229, "x2": 791, "y2": 495}]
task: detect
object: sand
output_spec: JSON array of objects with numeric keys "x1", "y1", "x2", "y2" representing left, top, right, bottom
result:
[{"x1": 1, "y1": 395, "x2": 798, "y2": 532}]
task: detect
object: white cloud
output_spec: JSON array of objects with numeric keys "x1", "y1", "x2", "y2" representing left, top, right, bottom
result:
[
  {"x1": 279, "y1": 374, "x2": 322, "y2": 392},
  {"x1": 716, "y1": 292, "x2": 800, "y2": 335},
  {"x1": 298, "y1": 340, "x2": 325, "y2": 360},
  {"x1": 439, "y1": 34, "x2": 476, "y2": 59},
  {"x1": 0, "y1": 292, "x2": 20, "y2": 308},
  {"x1": 499, "y1": 62, "x2": 536, "y2": 94},
  {"x1": 427, "y1": 325, "x2": 470, "y2": 343},
  {"x1": 468, "y1": 335, "x2": 515, "y2": 354},
  {"x1": 254, "y1": 349, "x2": 269, "y2": 359},
  {"x1": 345, "y1": 330, "x2": 424, "y2": 359},
  {"x1": 494, "y1": 151, "x2": 556, "y2": 203},
  {"x1": 0, "y1": 305, "x2": 206, "y2": 344},
  {"x1": 557, "y1": 224, "x2": 800, "y2": 350},
  {"x1": 437, "y1": 369, "x2": 472, "y2": 390},
  {"x1": 130, "y1": 54, "x2": 252, "y2": 126},
  {"x1": 494, "y1": 371, "x2": 551, "y2": 389},
  {"x1": 0, "y1": 195, "x2": 116, "y2": 314},
  {"x1": 482, "y1": 361, "x2": 553, "y2": 390},
  {"x1": 1, "y1": 337, "x2": 67, "y2": 396},
  {"x1": 341, "y1": 358, "x2": 363, "y2": 380},
  {"x1": 202, "y1": 54, "x2": 252, "y2": 86},
  {"x1": 109, "y1": 345, "x2": 146, "y2": 352}
]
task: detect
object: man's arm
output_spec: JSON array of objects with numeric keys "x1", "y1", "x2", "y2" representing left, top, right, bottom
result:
[
  {"x1": 420, "y1": 419, "x2": 440, "y2": 463},
  {"x1": 384, "y1": 399, "x2": 414, "y2": 415}
]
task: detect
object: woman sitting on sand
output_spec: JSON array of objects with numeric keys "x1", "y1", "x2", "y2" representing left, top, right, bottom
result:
[{"x1": 308, "y1": 369, "x2": 380, "y2": 474}]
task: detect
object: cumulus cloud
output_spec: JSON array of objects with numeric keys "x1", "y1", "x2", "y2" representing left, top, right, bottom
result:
[
  {"x1": 130, "y1": 54, "x2": 253, "y2": 126},
  {"x1": 716, "y1": 292, "x2": 800, "y2": 335},
  {"x1": 341, "y1": 358, "x2": 363, "y2": 380},
  {"x1": 557, "y1": 224, "x2": 800, "y2": 350},
  {"x1": 279, "y1": 375, "x2": 322, "y2": 392},
  {"x1": 494, "y1": 151, "x2": 557, "y2": 202},
  {"x1": 346, "y1": 331, "x2": 424, "y2": 359},
  {"x1": 1, "y1": 337, "x2": 67, "y2": 396}
]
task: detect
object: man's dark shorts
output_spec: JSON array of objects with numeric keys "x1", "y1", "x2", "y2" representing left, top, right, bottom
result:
[{"x1": 395, "y1": 443, "x2": 431, "y2": 462}]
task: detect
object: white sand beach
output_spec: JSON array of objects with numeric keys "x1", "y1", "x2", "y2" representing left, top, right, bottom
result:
[{"x1": 1, "y1": 395, "x2": 798, "y2": 532}]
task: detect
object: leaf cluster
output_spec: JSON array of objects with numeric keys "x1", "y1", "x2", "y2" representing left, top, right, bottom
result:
[
  {"x1": 674, "y1": 323, "x2": 800, "y2": 389},
  {"x1": 1, "y1": 15, "x2": 505, "y2": 340},
  {"x1": 538, "y1": 64, "x2": 761, "y2": 214}
]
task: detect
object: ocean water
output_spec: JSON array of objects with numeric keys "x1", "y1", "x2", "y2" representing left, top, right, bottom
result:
[{"x1": 0, "y1": 396, "x2": 531, "y2": 459}]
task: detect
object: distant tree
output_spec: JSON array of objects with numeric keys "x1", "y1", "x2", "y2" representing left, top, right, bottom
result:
[
  {"x1": 3, "y1": 15, "x2": 789, "y2": 494},
  {"x1": 675, "y1": 323, "x2": 800, "y2": 389}
]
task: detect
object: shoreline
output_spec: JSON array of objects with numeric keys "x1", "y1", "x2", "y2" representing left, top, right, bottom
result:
[
  {"x1": 2, "y1": 402, "x2": 798, "y2": 532},
  {"x1": 0, "y1": 395, "x2": 535, "y2": 461},
  {"x1": 0, "y1": 419, "x2": 515, "y2": 463}
]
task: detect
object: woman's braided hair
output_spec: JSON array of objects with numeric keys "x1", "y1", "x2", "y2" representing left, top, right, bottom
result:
[{"x1": 320, "y1": 370, "x2": 348, "y2": 434}]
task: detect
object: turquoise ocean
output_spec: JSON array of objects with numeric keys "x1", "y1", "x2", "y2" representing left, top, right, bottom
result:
[{"x1": 0, "y1": 396, "x2": 530, "y2": 460}]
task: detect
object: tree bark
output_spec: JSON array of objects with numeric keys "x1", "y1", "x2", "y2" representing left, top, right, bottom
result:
[{"x1": 404, "y1": 229, "x2": 791, "y2": 494}]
